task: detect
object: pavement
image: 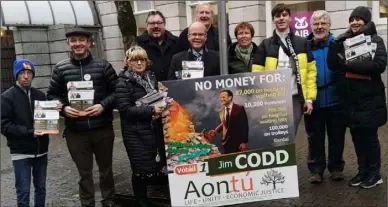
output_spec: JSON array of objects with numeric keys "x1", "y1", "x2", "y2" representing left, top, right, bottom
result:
[{"x1": 1, "y1": 113, "x2": 387, "y2": 207}]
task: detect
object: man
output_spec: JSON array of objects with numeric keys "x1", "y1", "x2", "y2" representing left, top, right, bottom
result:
[
  {"x1": 305, "y1": 10, "x2": 347, "y2": 184},
  {"x1": 251, "y1": 3, "x2": 317, "y2": 134},
  {"x1": 208, "y1": 90, "x2": 249, "y2": 154},
  {"x1": 168, "y1": 21, "x2": 220, "y2": 80},
  {"x1": 46, "y1": 27, "x2": 118, "y2": 207},
  {"x1": 175, "y1": 2, "x2": 232, "y2": 53},
  {"x1": 1, "y1": 59, "x2": 61, "y2": 207},
  {"x1": 136, "y1": 11, "x2": 178, "y2": 81}
]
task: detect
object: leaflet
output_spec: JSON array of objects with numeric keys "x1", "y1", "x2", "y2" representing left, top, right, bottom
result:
[
  {"x1": 176, "y1": 61, "x2": 204, "y2": 80},
  {"x1": 67, "y1": 81, "x2": 94, "y2": 116},
  {"x1": 34, "y1": 100, "x2": 60, "y2": 134}
]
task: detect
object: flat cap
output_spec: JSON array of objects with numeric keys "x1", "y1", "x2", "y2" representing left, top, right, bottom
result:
[{"x1": 65, "y1": 27, "x2": 91, "y2": 38}]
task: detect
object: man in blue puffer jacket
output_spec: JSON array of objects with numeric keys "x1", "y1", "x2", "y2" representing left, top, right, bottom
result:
[{"x1": 304, "y1": 10, "x2": 347, "y2": 184}]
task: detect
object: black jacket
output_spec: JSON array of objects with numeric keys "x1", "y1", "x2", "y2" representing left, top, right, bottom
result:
[
  {"x1": 228, "y1": 42, "x2": 258, "y2": 74},
  {"x1": 136, "y1": 31, "x2": 178, "y2": 81},
  {"x1": 47, "y1": 53, "x2": 118, "y2": 132},
  {"x1": 175, "y1": 26, "x2": 232, "y2": 53},
  {"x1": 1, "y1": 86, "x2": 49, "y2": 155},
  {"x1": 327, "y1": 22, "x2": 387, "y2": 128},
  {"x1": 115, "y1": 70, "x2": 165, "y2": 174},
  {"x1": 167, "y1": 48, "x2": 220, "y2": 80}
]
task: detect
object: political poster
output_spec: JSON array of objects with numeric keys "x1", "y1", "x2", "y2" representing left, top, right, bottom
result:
[
  {"x1": 290, "y1": 11, "x2": 313, "y2": 38},
  {"x1": 159, "y1": 70, "x2": 299, "y2": 206}
]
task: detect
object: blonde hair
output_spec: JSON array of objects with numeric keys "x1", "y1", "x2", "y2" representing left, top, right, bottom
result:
[{"x1": 124, "y1": 45, "x2": 152, "y2": 69}]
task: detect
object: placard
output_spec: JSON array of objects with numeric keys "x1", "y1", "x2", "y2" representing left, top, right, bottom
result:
[
  {"x1": 160, "y1": 70, "x2": 298, "y2": 206},
  {"x1": 67, "y1": 81, "x2": 94, "y2": 116}
]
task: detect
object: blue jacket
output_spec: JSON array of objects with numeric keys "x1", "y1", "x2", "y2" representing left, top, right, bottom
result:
[{"x1": 307, "y1": 33, "x2": 340, "y2": 108}]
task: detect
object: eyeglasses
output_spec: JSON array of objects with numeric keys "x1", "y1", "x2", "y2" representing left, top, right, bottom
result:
[
  {"x1": 129, "y1": 58, "x2": 147, "y2": 63},
  {"x1": 312, "y1": 22, "x2": 329, "y2": 28},
  {"x1": 147, "y1": 22, "x2": 164, "y2": 27},
  {"x1": 188, "y1": 33, "x2": 206, "y2": 38}
]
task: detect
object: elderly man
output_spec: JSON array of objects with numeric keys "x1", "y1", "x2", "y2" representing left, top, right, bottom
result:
[
  {"x1": 136, "y1": 11, "x2": 178, "y2": 81},
  {"x1": 175, "y1": 2, "x2": 231, "y2": 53},
  {"x1": 168, "y1": 21, "x2": 220, "y2": 80},
  {"x1": 305, "y1": 10, "x2": 346, "y2": 184}
]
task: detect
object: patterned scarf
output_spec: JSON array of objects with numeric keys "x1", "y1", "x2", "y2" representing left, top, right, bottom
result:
[
  {"x1": 235, "y1": 44, "x2": 253, "y2": 66},
  {"x1": 127, "y1": 71, "x2": 155, "y2": 94}
]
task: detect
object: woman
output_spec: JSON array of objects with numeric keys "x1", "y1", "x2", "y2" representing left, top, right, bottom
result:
[
  {"x1": 115, "y1": 46, "x2": 167, "y2": 205},
  {"x1": 228, "y1": 22, "x2": 258, "y2": 74},
  {"x1": 327, "y1": 6, "x2": 387, "y2": 189}
]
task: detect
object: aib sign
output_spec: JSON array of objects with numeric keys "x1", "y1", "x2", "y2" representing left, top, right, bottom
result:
[{"x1": 290, "y1": 12, "x2": 313, "y2": 38}]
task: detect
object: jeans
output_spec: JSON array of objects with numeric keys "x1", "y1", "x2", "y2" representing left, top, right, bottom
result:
[
  {"x1": 304, "y1": 105, "x2": 346, "y2": 175},
  {"x1": 12, "y1": 155, "x2": 48, "y2": 207},
  {"x1": 350, "y1": 127, "x2": 381, "y2": 177},
  {"x1": 65, "y1": 126, "x2": 115, "y2": 207}
]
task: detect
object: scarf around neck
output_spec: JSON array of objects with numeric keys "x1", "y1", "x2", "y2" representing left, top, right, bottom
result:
[
  {"x1": 127, "y1": 71, "x2": 155, "y2": 94},
  {"x1": 235, "y1": 44, "x2": 253, "y2": 66}
]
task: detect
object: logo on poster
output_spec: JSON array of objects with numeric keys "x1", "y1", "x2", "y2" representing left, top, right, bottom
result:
[
  {"x1": 259, "y1": 169, "x2": 286, "y2": 196},
  {"x1": 291, "y1": 12, "x2": 313, "y2": 37}
]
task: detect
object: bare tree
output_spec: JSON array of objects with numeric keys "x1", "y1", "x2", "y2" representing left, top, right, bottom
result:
[
  {"x1": 114, "y1": 1, "x2": 137, "y2": 51},
  {"x1": 260, "y1": 169, "x2": 285, "y2": 189}
]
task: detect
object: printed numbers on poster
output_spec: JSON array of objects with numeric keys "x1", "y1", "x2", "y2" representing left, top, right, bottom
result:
[{"x1": 199, "y1": 162, "x2": 208, "y2": 173}]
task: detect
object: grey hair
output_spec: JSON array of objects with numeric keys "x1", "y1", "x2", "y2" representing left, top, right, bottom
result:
[
  {"x1": 310, "y1": 10, "x2": 331, "y2": 26},
  {"x1": 194, "y1": 2, "x2": 214, "y2": 17}
]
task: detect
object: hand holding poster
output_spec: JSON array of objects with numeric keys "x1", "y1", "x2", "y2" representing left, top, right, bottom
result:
[
  {"x1": 160, "y1": 70, "x2": 298, "y2": 206},
  {"x1": 34, "y1": 100, "x2": 60, "y2": 134}
]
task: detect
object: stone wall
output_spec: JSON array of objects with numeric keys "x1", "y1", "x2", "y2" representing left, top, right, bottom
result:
[
  {"x1": 154, "y1": 1, "x2": 187, "y2": 36},
  {"x1": 13, "y1": 27, "x2": 53, "y2": 93},
  {"x1": 228, "y1": 1, "x2": 267, "y2": 45},
  {"x1": 96, "y1": 1, "x2": 125, "y2": 73}
]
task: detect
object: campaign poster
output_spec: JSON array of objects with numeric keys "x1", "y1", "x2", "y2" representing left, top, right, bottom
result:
[
  {"x1": 290, "y1": 11, "x2": 313, "y2": 38},
  {"x1": 160, "y1": 70, "x2": 299, "y2": 206}
]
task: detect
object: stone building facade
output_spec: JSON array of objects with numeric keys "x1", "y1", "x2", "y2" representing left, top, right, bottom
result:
[{"x1": 1, "y1": 1, "x2": 387, "y2": 96}]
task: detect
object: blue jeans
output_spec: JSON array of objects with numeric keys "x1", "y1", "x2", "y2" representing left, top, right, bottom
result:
[{"x1": 12, "y1": 155, "x2": 48, "y2": 207}]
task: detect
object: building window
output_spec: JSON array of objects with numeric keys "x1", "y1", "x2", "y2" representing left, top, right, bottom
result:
[
  {"x1": 266, "y1": 1, "x2": 325, "y2": 38},
  {"x1": 185, "y1": 1, "x2": 229, "y2": 27},
  {"x1": 133, "y1": 1, "x2": 154, "y2": 15},
  {"x1": 380, "y1": 0, "x2": 388, "y2": 18}
]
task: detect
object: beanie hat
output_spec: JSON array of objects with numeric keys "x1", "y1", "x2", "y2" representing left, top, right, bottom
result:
[
  {"x1": 13, "y1": 59, "x2": 35, "y2": 80},
  {"x1": 349, "y1": 6, "x2": 371, "y2": 23}
]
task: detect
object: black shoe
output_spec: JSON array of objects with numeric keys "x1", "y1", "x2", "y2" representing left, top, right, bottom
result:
[
  {"x1": 348, "y1": 174, "x2": 366, "y2": 187},
  {"x1": 360, "y1": 175, "x2": 383, "y2": 189}
]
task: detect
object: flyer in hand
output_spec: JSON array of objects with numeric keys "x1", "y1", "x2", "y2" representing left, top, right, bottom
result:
[
  {"x1": 67, "y1": 81, "x2": 94, "y2": 116},
  {"x1": 160, "y1": 70, "x2": 298, "y2": 206},
  {"x1": 343, "y1": 33, "x2": 376, "y2": 63},
  {"x1": 34, "y1": 100, "x2": 60, "y2": 134},
  {"x1": 175, "y1": 61, "x2": 204, "y2": 80}
]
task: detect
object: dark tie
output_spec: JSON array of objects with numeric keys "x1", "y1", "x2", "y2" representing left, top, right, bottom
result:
[{"x1": 225, "y1": 107, "x2": 230, "y2": 128}]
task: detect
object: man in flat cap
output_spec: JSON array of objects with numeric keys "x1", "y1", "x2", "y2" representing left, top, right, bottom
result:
[{"x1": 47, "y1": 27, "x2": 118, "y2": 207}]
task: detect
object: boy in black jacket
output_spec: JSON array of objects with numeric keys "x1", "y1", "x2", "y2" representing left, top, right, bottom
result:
[{"x1": 1, "y1": 59, "x2": 61, "y2": 207}]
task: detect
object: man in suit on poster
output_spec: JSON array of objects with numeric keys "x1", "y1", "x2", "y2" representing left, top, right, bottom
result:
[{"x1": 208, "y1": 90, "x2": 249, "y2": 154}]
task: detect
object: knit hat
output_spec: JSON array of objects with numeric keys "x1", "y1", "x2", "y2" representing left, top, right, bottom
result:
[
  {"x1": 349, "y1": 6, "x2": 371, "y2": 23},
  {"x1": 13, "y1": 59, "x2": 35, "y2": 80}
]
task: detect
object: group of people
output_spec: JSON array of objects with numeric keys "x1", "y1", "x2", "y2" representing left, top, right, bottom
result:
[{"x1": 1, "y1": 2, "x2": 387, "y2": 207}]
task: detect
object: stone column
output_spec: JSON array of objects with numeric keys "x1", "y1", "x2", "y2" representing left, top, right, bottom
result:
[
  {"x1": 155, "y1": 1, "x2": 187, "y2": 36},
  {"x1": 228, "y1": 1, "x2": 266, "y2": 45},
  {"x1": 96, "y1": 1, "x2": 124, "y2": 73}
]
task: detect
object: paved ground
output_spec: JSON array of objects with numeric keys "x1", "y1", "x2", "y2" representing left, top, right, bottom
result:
[{"x1": 1, "y1": 113, "x2": 387, "y2": 207}]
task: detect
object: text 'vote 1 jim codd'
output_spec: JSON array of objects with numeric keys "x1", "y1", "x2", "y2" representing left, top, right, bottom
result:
[
  {"x1": 159, "y1": 70, "x2": 298, "y2": 207},
  {"x1": 205, "y1": 144, "x2": 296, "y2": 176}
]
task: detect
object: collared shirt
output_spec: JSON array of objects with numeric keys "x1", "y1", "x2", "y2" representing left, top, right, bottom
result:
[{"x1": 224, "y1": 102, "x2": 233, "y2": 121}]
